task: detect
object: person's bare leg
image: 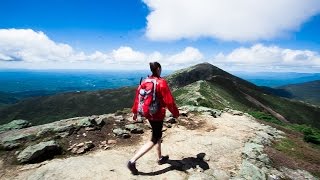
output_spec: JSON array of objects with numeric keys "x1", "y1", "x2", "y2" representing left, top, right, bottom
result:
[
  {"x1": 155, "y1": 140, "x2": 162, "y2": 160},
  {"x1": 130, "y1": 141, "x2": 155, "y2": 162}
]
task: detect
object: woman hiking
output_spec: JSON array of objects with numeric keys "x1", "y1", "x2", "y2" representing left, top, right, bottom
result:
[{"x1": 127, "y1": 62, "x2": 179, "y2": 175}]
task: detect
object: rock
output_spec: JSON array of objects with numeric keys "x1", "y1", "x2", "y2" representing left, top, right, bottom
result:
[
  {"x1": 76, "y1": 147, "x2": 86, "y2": 154},
  {"x1": 53, "y1": 124, "x2": 75, "y2": 134},
  {"x1": 188, "y1": 172, "x2": 213, "y2": 180},
  {"x1": 280, "y1": 167, "x2": 317, "y2": 180},
  {"x1": 238, "y1": 160, "x2": 266, "y2": 180},
  {"x1": 242, "y1": 143, "x2": 264, "y2": 160},
  {"x1": 103, "y1": 146, "x2": 111, "y2": 150},
  {"x1": 0, "y1": 133, "x2": 35, "y2": 150},
  {"x1": 180, "y1": 105, "x2": 221, "y2": 117},
  {"x1": 70, "y1": 141, "x2": 94, "y2": 154},
  {"x1": 257, "y1": 154, "x2": 271, "y2": 167},
  {"x1": 124, "y1": 124, "x2": 144, "y2": 134},
  {"x1": 114, "y1": 116, "x2": 125, "y2": 122},
  {"x1": 0, "y1": 141, "x2": 21, "y2": 150},
  {"x1": 0, "y1": 119, "x2": 32, "y2": 133},
  {"x1": 204, "y1": 155, "x2": 210, "y2": 162},
  {"x1": 85, "y1": 127, "x2": 96, "y2": 131},
  {"x1": 202, "y1": 112, "x2": 214, "y2": 117},
  {"x1": 82, "y1": 133, "x2": 87, "y2": 137},
  {"x1": 135, "y1": 116, "x2": 144, "y2": 123},
  {"x1": 166, "y1": 117, "x2": 177, "y2": 124},
  {"x1": 77, "y1": 117, "x2": 94, "y2": 127},
  {"x1": 67, "y1": 144, "x2": 77, "y2": 151},
  {"x1": 112, "y1": 128, "x2": 131, "y2": 138},
  {"x1": 76, "y1": 143, "x2": 85, "y2": 147},
  {"x1": 57, "y1": 132, "x2": 69, "y2": 138},
  {"x1": 231, "y1": 110, "x2": 243, "y2": 116},
  {"x1": 15, "y1": 150, "x2": 20, "y2": 156},
  {"x1": 100, "y1": 141, "x2": 107, "y2": 145},
  {"x1": 36, "y1": 128, "x2": 54, "y2": 137},
  {"x1": 122, "y1": 134, "x2": 131, "y2": 139},
  {"x1": 94, "y1": 116, "x2": 106, "y2": 126},
  {"x1": 165, "y1": 111, "x2": 173, "y2": 118},
  {"x1": 17, "y1": 140, "x2": 61, "y2": 163},
  {"x1": 107, "y1": 140, "x2": 117, "y2": 144},
  {"x1": 180, "y1": 111, "x2": 188, "y2": 117},
  {"x1": 212, "y1": 169, "x2": 229, "y2": 180}
]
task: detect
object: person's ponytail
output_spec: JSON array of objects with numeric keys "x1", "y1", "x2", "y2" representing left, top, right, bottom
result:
[{"x1": 149, "y1": 62, "x2": 161, "y2": 77}]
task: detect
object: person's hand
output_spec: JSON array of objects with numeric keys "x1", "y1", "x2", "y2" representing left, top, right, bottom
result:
[{"x1": 133, "y1": 113, "x2": 138, "y2": 121}]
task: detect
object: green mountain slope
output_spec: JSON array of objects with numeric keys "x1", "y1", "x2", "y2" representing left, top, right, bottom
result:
[
  {"x1": 276, "y1": 80, "x2": 320, "y2": 106},
  {"x1": 0, "y1": 87, "x2": 135, "y2": 125},
  {"x1": 0, "y1": 92, "x2": 19, "y2": 107},
  {"x1": 168, "y1": 63, "x2": 320, "y2": 129}
]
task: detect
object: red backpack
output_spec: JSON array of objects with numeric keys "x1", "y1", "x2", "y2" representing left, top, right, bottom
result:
[{"x1": 137, "y1": 77, "x2": 160, "y2": 117}]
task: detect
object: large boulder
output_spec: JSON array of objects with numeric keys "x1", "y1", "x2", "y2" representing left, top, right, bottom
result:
[
  {"x1": 0, "y1": 120, "x2": 32, "y2": 133},
  {"x1": 125, "y1": 124, "x2": 144, "y2": 134},
  {"x1": 112, "y1": 128, "x2": 131, "y2": 138},
  {"x1": 77, "y1": 117, "x2": 94, "y2": 127},
  {"x1": 17, "y1": 140, "x2": 62, "y2": 163},
  {"x1": 0, "y1": 133, "x2": 36, "y2": 150},
  {"x1": 238, "y1": 160, "x2": 266, "y2": 179}
]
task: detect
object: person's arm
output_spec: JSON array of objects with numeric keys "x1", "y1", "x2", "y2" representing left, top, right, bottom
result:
[
  {"x1": 131, "y1": 87, "x2": 140, "y2": 120},
  {"x1": 161, "y1": 80, "x2": 179, "y2": 118}
]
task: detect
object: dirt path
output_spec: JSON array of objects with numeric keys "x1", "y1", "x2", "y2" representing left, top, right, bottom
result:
[{"x1": 0, "y1": 113, "x2": 267, "y2": 180}]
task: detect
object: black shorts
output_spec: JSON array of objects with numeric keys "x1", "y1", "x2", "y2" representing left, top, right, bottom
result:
[{"x1": 148, "y1": 120, "x2": 163, "y2": 144}]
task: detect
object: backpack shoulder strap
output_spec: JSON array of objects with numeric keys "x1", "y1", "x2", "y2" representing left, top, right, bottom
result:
[{"x1": 144, "y1": 78, "x2": 157, "y2": 102}]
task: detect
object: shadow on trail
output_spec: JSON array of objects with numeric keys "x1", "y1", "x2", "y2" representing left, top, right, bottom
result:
[{"x1": 138, "y1": 153, "x2": 209, "y2": 176}]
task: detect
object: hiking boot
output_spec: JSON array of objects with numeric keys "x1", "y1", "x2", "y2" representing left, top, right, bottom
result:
[
  {"x1": 158, "y1": 155, "x2": 169, "y2": 165},
  {"x1": 127, "y1": 161, "x2": 138, "y2": 175}
]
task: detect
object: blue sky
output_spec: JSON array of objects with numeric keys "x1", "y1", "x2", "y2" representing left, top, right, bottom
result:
[{"x1": 0, "y1": 0, "x2": 320, "y2": 72}]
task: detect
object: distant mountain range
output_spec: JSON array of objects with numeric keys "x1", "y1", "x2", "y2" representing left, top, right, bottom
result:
[
  {"x1": 234, "y1": 71, "x2": 320, "y2": 87},
  {"x1": 263, "y1": 80, "x2": 320, "y2": 106},
  {"x1": 0, "y1": 63, "x2": 319, "y2": 129}
]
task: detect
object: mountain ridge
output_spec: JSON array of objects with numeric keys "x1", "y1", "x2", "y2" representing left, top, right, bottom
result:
[{"x1": 0, "y1": 62, "x2": 319, "y2": 129}]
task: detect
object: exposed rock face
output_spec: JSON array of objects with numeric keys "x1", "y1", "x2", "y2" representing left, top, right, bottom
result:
[
  {"x1": 0, "y1": 133, "x2": 36, "y2": 150},
  {"x1": 0, "y1": 114, "x2": 108, "y2": 151},
  {"x1": 17, "y1": 140, "x2": 61, "y2": 163},
  {"x1": 0, "y1": 120, "x2": 32, "y2": 133},
  {"x1": 68, "y1": 141, "x2": 94, "y2": 154},
  {"x1": 112, "y1": 128, "x2": 131, "y2": 138},
  {"x1": 235, "y1": 124, "x2": 287, "y2": 179},
  {"x1": 180, "y1": 105, "x2": 222, "y2": 118},
  {"x1": 166, "y1": 117, "x2": 177, "y2": 124},
  {"x1": 0, "y1": 108, "x2": 318, "y2": 180},
  {"x1": 224, "y1": 108, "x2": 244, "y2": 116},
  {"x1": 124, "y1": 124, "x2": 143, "y2": 134}
]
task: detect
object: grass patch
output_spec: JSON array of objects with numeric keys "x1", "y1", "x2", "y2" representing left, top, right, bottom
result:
[
  {"x1": 249, "y1": 111, "x2": 285, "y2": 125},
  {"x1": 250, "y1": 111, "x2": 320, "y2": 145},
  {"x1": 274, "y1": 138, "x2": 303, "y2": 158},
  {"x1": 286, "y1": 124, "x2": 320, "y2": 145},
  {"x1": 266, "y1": 136, "x2": 320, "y2": 178}
]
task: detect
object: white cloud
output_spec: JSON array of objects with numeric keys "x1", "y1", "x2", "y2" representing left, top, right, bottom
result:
[
  {"x1": 112, "y1": 46, "x2": 146, "y2": 63},
  {"x1": 0, "y1": 29, "x2": 79, "y2": 62},
  {"x1": 2, "y1": 29, "x2": 319, "y2": 72},
  {"x1": 0, "y1": 29, "x2": 117, "y2": 65},
  {"x1": 0, "y1": 29, "x2": 204, "y2": 69},
  {"x1": 212, "y1": 44, "x2": 320, "y2": 72},
  {"x1": 143, "y1": 0, "x2": 320, "y2": 41},
  {"x1": 167, "y1": 47, "x2": 203, "y2": 65}
]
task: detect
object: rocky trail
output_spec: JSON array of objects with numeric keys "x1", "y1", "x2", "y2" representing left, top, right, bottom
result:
[{"x1": 0, "y1": 107, "x2": 317, "y2": 180}]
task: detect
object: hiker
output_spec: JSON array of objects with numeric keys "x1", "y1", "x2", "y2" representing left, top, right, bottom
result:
[{"x1": 127, "y1": 62, "x2": 179, "y2": 175}]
